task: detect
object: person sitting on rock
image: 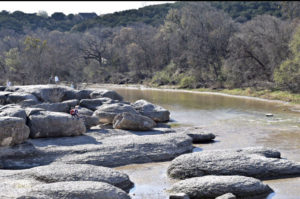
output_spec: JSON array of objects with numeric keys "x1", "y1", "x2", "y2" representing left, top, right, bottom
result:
[{"x1": 70, "y1": 106, "x2": 80, "y2": 120}]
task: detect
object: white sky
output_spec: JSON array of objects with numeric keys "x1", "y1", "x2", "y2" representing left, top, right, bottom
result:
[{"x1": 0, "y1": 1, "x2": 175, "y2": 15}]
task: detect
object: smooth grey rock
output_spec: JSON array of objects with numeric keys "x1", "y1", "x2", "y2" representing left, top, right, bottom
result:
[
  {"x1": 32, "y1": 102, "x2": 69, "y2": 113},
  {"x1": 17, "y1": 181, "x2": 131, "y2": 199},
  {"x1": 182, "y1": 127, "x2": 215, "y2": 143},
  {"x1": 0, "y1": 86, "x2": 6, "y2": 91},
  {"x1": 170, "y1": 175, "x2": 273, "y2": 199},
  {"x1": 79, "y1": 99, "x2": 103, "y2": 111},
  {"x1": 19, "y1": 99, "x2": 40, "y2": 107},
  {"x1": 167, "y1": 147, "x2": 300, "y2": 180},
  {"x1": 90, "y1": 90, "x2": 123, "y2": 101},
  {"x1": 215, "y1": 193, "x2": 236, "y2": 199},
  {"x1": 0, "y1": 91, "x2": 12, "y2": 104},
  {"x1": 61, "y1": 99, "x2": 79, "y2": 108},
  {"x1": 77, "y1": 106, "x2": 94, "y2": 116},
  {"x1": 132, "y1": 99, "x2": 170, "y2": 122},
  {"x1": 81, "y1": 115, "x2": 100, "y2": 129},
  {"x1": 94, "y1": 103, "x2": 138, "y2": 124},
  {"x1": 0, "y1": 129, "x2": 193, "y2": 169},
  {"x1": 27, "y1": 111, "x2": 86, "y2": 138},
  {"x1": 113, "y1": 112, "x2": 156, "y2": 131},
  {"x1": 62, "y1": 89, "x2": 93, "y2": 101},
  {"x1": 0, "y1": 104, "x2": 27, "y2": 120},
  {"x1": 0, "y1": 163, "x2": 133, "y2": 192},
  {"x1": 5, "y1": 85, "x2": 72, "y2": 103},
  {"x1": 0, "y1": 117, "x2": 30, "y2": 146},
  {"x1": 6, "y1": 92, "x2": 38, "y2": 104}
]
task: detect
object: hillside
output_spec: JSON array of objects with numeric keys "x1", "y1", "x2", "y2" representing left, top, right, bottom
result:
[{"x1": 0, "y1": 1, "x2": 285, "y2": 33}]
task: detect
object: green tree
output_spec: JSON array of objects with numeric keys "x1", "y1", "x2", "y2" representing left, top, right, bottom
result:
[{"x1": 274, "y1": 26, "x2": 300, "y2": 92}]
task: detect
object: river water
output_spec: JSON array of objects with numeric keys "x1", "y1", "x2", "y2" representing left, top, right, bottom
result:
[{"x1": 90, "y1": 85, "x2": 300, "y2": 199}]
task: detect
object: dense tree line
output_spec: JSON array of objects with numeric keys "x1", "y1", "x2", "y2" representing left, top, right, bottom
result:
[
  {"x1": 0, "y1": 2, "x2": 299, "y2": 92},
  {"x1": 0, "y1": 1, "x2": 293, "y2": 33}
]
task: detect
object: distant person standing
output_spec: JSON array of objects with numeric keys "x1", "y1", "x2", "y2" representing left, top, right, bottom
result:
[
  {"x1": 6, "y1": 80, "x2": 12, "y2": 87},
  {"x1": 54, "y1": 76, "x2": 59, "y2": 84},
  {"x1": 49, "y1": 75, "x2": 54, "y2": 84}
]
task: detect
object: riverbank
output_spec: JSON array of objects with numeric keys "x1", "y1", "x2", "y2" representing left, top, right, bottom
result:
[{"x1": 87, "y1": 83, "x2": 300, "y2": 112}]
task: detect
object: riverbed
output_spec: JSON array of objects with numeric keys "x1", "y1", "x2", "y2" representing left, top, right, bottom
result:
[{"x1": 90, "y1": 84, "x2": 300, "y2": 199}]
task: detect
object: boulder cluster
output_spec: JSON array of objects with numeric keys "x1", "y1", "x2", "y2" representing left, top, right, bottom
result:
[
  {"x1": 167, "y1": 146, "x2": 300, "y2": 199},
  {"x1": 0, "y1": 84, "x2": 170, "y2": 147},
  {"x1": 1, "y1": 84, "x2": 300, "y2": 199}
]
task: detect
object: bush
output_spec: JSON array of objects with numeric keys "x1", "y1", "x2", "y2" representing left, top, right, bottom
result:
[{"x1": 179, "y1": 75, "x2": 197, "y2": 88}]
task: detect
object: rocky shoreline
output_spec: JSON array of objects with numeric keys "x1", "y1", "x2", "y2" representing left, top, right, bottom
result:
[{"x1": 1, "y1": 84, "x2": 300, "y2": 199}]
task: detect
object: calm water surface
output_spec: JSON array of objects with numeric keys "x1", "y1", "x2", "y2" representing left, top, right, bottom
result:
[{"x1": 91, "y1": 85, "x2": 300, "y2": 199}]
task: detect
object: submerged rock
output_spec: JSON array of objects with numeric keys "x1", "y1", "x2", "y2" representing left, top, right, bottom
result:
[
  {"x1": 170, "y1": 175, "x2": 273, "y2": 199},
  {"x1": 167, "y1": 147, "x2": 300, "y2": 180},
  {"x1": 0, "y1": 117, "x2": 30, "y2": 147},
  {"x1": 132, "y1": 99, "x2": 170, "y2": 122},
  {"x1": 113, "y1": 112, "x2": 156, "y2": 131}
]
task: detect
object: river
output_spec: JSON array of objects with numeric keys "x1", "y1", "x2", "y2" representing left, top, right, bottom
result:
[{"x1": 89, "y1": 85, "x2": 300, "y2": 199}]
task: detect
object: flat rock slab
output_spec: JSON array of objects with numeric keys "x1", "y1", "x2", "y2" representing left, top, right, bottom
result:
[
  {"x1": 16, "y1": 181, "x2": 131, "y2": 199},
  {"x1": 167, "y1": 147, "x2": 300, "y2": 180},
  {"x1": 0, "y1": 128, "x2": 193, "y2": 169},
  {"x1": 182, "y1": 127, "x2": 215, "y2": 143},
  {"x1": 0, "y1": 163, "x2": 133, "y2": 192},
  {"x1": 170, "y1": 175, "x2": 273, "y2": 199}
]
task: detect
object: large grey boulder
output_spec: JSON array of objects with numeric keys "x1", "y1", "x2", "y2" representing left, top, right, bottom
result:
[
  {"x1": 62, "y1": 89, "x2": 93, "y2": 101},
  {"x1": 82, "y1": 115, "x2": 100, "y2": 129},
  {"x1": 76, "y1": 106, "x2": 99, "y2": 129},
  {"x1": 79, "y1": 99, "x2": 103, "y2": 111},
  {"x1": 77, "y1": 106, "x2": 94, "y2": 116},
  {"x1": 0, "y1": 129, "x2": 193, "y2": 169},
  {"x1": 132, "y1": 99, "x2": 170, "y2": 122},
  {"x1": 167, "y1": 147, "x2": 300, "y2": 180},
  {"x1": 0, "y1": 86, "x2": 6, "y2": 91},
  {"x1": 17, "y1": 181, "x2": 131, "y2": 199},
  {"x1": 90, "y1": 89, "x2": 123, "y2": 101},
  {"x1": 113, "y1": 112, "x2": 156, "y2": 131},
  {"x1": 5, "y1": 85, "x2": 71, "y2": 103},
  {"x1": 0, "y1": 104, "x2": 27, "y2": 120},
  {"x1": 0, "y1": 91, "x2": 12, "y2": 105},
  {"x1": 61, "y1": 99, "x2": 79, "y2": 109},
  {"x1": 32, "y1": 102, "x2": 69, "y2": 113},
  {"x1": 0, "y1": 117, "x2": 30, "y2": 146},
  {"x1": 94, "y1": 103, "x2": 138, "y2": 124},
  {"x1": 27, "y1": 111, "x2": 86, "y2": 138},
  {"x1": 6, "y1": 92, "x2": 38, "y2": 104},
  {"x1": 170, "y1": 175, "x2": 273, "y2": 199},
  {"x1": 0, "y1": 163, "x2": 133, "y2": 192}
]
